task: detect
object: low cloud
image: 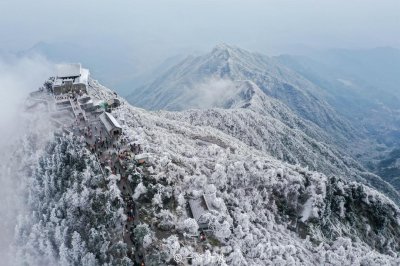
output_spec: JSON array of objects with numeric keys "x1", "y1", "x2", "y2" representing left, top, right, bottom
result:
[
  {"x1": 0, "y1": 55, "x2": 54, "y2": 139},
  {"x1": 185, "y1": 77, "x2": 238, "y2": 109},
  {"x1": 0, "y1": 54, "x2": 54, "y2": 264}
]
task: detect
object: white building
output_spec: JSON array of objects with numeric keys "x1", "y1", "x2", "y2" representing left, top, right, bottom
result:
[
  {"x1": 188, "y1": 194, "x2": 219, "y2": 229},
  {"x1": 53, "y1": 63, "x2": 90, "y2": 95},
  {"x1": 100, "y1": 112, "x2": 122, "y2": 136}
]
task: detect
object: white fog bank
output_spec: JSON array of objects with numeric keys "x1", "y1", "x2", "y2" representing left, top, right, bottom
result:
[{"x1": 0, "y1": 55, "x2": 54, "y2": 264}]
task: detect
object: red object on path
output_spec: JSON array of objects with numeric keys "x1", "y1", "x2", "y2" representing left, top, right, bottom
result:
[{"x1": 200, "y1": 232, "x2": 206, "y2": 241}]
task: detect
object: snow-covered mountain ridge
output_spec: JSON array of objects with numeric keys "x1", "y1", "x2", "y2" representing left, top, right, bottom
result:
[
  {"x1": 128, "y1": 45, "x2": 399, "y2": 204},
  {"x1": 100, "y1": 81, "x2": 400, "y2": 264},
  {"x1": 12, "y1": 78, "x2": 400, "y2": 265},
  {"x1": 128, "y1": 44, "x2": 358, "y2": 145},
  {"x1": 123, "y1": 83, "x2": 398, "y2": 265},
  {"x1": 276, "y1": 48, "x2": 400, "y2": 201}
]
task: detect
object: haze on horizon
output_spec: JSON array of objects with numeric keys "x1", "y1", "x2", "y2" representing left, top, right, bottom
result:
[
  {"x1": 0, "y1": 0, "x2": 399, "y2": 92},
  {"x1": 1, "y1": 0, "x2": 399, "y2": 54}
]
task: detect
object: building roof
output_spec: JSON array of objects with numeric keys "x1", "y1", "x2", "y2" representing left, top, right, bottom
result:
[
  {"x1": 77, "y1": 68, "x2": 89, "y2": 85},
  {"x1": 188, "y1": 195, "x2": 211, "y2": 224},
  {"x1": 56, "y1": 63, "x2": 82, "y2": 78},
  {"x1": 107, "y1": 98, "x2": 121, "y2": 105},
  {"x1": 188, "y1": 193, "x2": 221, "y2": 226},
  {"x1": 100, "y1": 112, "x2": 122, "y2": 133},
  {"x1": 104, "y1": 112, "x2": 122, "y2": 128},
  {"x1": 203, "y1": 194, "x2": 215, "y2": 210},
  {"x1": 53, "y1": 64, "x2": 90, "y2": 87},
  {"x1": 134, "y1": 154, "x2": 149, "y2": 160}
]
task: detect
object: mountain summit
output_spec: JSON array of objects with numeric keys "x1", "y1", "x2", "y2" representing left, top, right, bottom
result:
[{"x1": 127, "y1": 44, "x2": 356, "y2": 141}]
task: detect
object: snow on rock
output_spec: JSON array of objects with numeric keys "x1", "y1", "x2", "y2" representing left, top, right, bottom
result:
[
  {"x1": 300, "y1": 198, "x2": 314, "y2": 222},
  {"x1": 132, "y1": 182, "x2": 147, "y2": 200}
]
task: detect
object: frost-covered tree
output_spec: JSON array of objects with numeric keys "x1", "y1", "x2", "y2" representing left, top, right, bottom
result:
[{"x1": 15, "y1": 135, "x2": 132, "y2": 265}]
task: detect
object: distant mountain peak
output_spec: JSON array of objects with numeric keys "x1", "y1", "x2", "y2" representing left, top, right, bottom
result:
[
  {"x1": 211, "y1": 43, "x2": 246, "y2": 60},
  {"x1": 211, "y1": 43, "x2": 234, "y2": 59},
  {"x1": 128, "y1": 44, "x2": 359, "y2": 143},
  {"x1": 213, "y1": 42, "x2": 235, "y2": 51}
]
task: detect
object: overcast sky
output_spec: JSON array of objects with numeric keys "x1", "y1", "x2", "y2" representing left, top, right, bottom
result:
[
  {"x1": 1, "y1": 0, "x2": 399, "y2": 55},
  {"x1": 0, "y1": 0, "x2": 399, "y2": 92}
]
